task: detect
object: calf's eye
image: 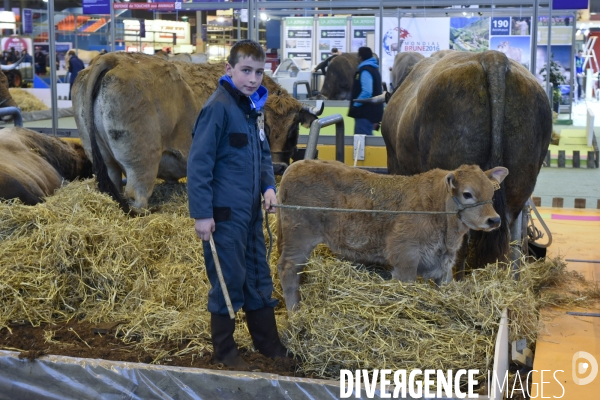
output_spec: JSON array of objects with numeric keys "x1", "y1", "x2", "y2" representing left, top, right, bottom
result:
[{"x1": 463, "y1": 192, "x2": 473, "y2": 199}]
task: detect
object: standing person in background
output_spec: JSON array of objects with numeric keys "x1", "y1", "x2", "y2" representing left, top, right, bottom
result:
[
  {"x1": 67, "y1": 50, "x2": 85, "y2": 100},
  {"x1": 187, "y1": 40, "x2": 290, "y2": 370},
  {"x1": 34, "y1": 46, "x2": 46, "y2": 76},
  {"x1": 575, "y1": 49, "x2": 585, "y2": 101},
  {"x1": 21, "y1": 49, "x2": 33, "y2": 63},
  {"x1": 348, "y1": 47, "x2": 384, "y2": 135},
  {"x1": 312, "y1": 47, "x2": 340, "y2": 75}
]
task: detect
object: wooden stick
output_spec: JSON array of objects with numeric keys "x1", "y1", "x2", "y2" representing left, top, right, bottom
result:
[{"x1": 209, "y1": 233, "x2": 235, "y2": 319}]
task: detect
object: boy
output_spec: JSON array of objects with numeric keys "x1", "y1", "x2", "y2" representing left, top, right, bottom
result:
[{"x1": 187, "y1": 40, "x2": 288, "y2": 370}]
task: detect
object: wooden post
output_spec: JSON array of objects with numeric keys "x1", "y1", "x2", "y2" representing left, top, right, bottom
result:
[
  {"x1": 558, "y1": 150, "x2": 566, "y2": 167},
  {"x1": 545, "y1": 150, "x2": 551, "y2": 167},
  {"x1": 573, "y1": 151, "x2": 580, "y2": 168},
  {"x1": 588, "y1": 151, "x2": 596, "y2": 168},
  {"x1": 597, "y1": 199, "x2": 600, "y2": 209},
  {"x1": 552, "y1": 197, "x2": 564, "y2": 208},
  {"x1": 532, "y1": 197, "x2": 542, "y2": 207},
  {"x1": 574, "y1": 198, "x2": 586, "y2": 209}
]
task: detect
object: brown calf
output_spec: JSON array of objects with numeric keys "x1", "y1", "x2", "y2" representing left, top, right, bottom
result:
[{"x1": 276, "y1": 160, "x2": 508, "y2": 312}]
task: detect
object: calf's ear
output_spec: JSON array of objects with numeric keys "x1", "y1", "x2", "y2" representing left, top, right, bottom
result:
[
  {"x1": 444, "y1": 172, "x2": 456, "y2": 193},
  {"x1": 485, "y1": 167, "x2": 509, "y2": 185}
]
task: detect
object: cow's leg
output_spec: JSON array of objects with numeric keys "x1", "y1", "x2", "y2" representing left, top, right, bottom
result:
[
  {"x1": 453, "y1": 234, "x2": 470, "y2": 281},
  {"x1": 388, "y1": 246, "x2": 420, "y2": 281},
  {"x1": 276, "y1": 234, "x2": 321, "y2": 314}
]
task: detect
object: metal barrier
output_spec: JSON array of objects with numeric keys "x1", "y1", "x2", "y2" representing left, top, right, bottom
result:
[
  {"x1": 304, "y1": 114, "x2": 345, "y2": 162},
  {"x1": 292, "y1": 80, "x2": 311, "y2": 99},
  {"x1": 0, "y1": 107, "x2": 23, "y2": 127}
]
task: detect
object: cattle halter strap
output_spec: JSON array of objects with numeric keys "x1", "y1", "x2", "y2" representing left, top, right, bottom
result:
[{"x1": 452, "y1": 196, "x2": 493, "y2": 215}]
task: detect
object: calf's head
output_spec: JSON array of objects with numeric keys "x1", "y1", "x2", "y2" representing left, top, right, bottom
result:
[{"x1": 445, "y1": 165, "x2": 509, "y2": 231}]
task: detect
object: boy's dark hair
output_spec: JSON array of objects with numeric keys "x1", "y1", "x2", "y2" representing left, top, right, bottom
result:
[
  {"x1": 331, "y1": 48, "x2": 339, "y2": 53},
  {"x1": 358, "y1": 47, "x2": 373, "y2": 61},
  {"x1": 228, "y1": 40, "x2": 266, "y2": 67}
]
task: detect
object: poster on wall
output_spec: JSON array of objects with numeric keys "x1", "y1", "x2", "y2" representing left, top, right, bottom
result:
[
  {"x1": 284, "y1": 17, "x2": 313, "y2": 62},
  {"x1": 316, "y1": 17, "x2": 347, "y2": 61},
  {"x1": 374, "y1": 17, "x2": 399, "y2": 87},
  {"x1": 490, "y1": 36, "x2": 531, "y2": 68},
  {"x1": 1, "y1": 36, "x2": 32, "y2": 55},
  {"x1": 536, "y1": 45, "x2": 571, "y2": 84},
  {"x1": 450, "y1": 17, "x2": 490, "y2": 51},
  {"x1": 538, "y1": 15, "x2": 573, "y2": 46},
  {"x1": 397, "y1": 18, "x2": 451, "y2": 56},
  {"x1": 351, "y1": 16, "x2": 375, "y2": 52}
]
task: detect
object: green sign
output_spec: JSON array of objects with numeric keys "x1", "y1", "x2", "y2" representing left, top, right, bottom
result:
[
  {"x1": 286, "y1": 17, "x2": 313, "y2": 27},
  {"x1": 352, "y1": 17, "x2": 375, "y2": 26},
  {"x1": 319, "y1": 18, "x2": 346, "y2": 27}
]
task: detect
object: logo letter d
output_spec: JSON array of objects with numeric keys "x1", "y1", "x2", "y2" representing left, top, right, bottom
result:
[{"x1": 572, "y1": 351, "x2": 598, "y2": 385}]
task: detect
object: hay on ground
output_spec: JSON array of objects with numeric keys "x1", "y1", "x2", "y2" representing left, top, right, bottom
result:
[{"x1": 8, "y1": 89, "x2": 49, "y2": 112}]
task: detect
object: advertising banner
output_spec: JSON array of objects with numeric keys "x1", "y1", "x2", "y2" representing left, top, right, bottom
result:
[
  {"x1": 398, "y1": 18, "x2": 450, "y2": 56},
  {"x1": 553, "y1": 0, "x2": 588, "y2": 10},
  {"x1": 284, "y1": 17, "x2": 313, "y2": 62},
  {"x1": 374, "y1": 17, "x2": 398, "y2": 87},
  {"x1": 317, "y1": 17, "x2": 347, "y2": 61},
  {"x1": 491, "y1": 36, "x2": 531, "y2": 68},
  {"x1": 491, "y1": 17, "x2": 511, "y2": 36},
  {"x1": 124, "y1": 20, "x2": 190, "y2": 44},
  {"x1": 351, "y1": 17, "x2": 375, "y2": 52},
  {"x1": 83, "y1": 0, "x2": 110, "y2": 15},
  {"x1": 22, "y1": 9, "x2": 33, "y2": 34},
  {"x1": 450, "y1": 17, "x2": 490, "y2": 51},
  {"x1": 1, "y1": 36, "x2": 32, "y2": 54}
]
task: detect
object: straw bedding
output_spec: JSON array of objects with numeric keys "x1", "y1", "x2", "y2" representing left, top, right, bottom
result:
[
  {"x1": 0, "y1": 179, "x2": 597, "y2": 381},
  {"x1": 8, "y1": 88, "x2": 49, "y2": 112}
]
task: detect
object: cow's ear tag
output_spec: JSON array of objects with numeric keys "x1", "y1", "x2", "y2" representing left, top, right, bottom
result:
[{"x1": 491, "y1": 180, "x2": 501, "y2": 191}]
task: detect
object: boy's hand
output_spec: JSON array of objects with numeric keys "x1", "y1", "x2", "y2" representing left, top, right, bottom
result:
[
  {"x1": 263, "y1": 188, "x2": 278, "y2": 213},
  {"x1": 195, "y1": 218, "x2": 215, "y2": 241}
]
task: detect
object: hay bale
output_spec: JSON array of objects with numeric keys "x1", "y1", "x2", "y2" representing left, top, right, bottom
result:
[
  {"x1": 8, "y1": 89, "x2": 49, "y2": 112},
  {"x1": 0, "y1": 180, "x2": 596, "y2": 380}
]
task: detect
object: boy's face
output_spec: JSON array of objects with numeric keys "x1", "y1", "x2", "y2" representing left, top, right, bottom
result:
[{"x1": 226, "y1": 55, "x2": 265, "y2": 96}]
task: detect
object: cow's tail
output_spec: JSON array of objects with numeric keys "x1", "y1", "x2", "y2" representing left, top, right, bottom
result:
[
  {"x1": 473, "y1": 51, "x2": 510, "y2": 267},
  {"x1": 84, "y1": 56, "x2": 132, "y2": 215}
]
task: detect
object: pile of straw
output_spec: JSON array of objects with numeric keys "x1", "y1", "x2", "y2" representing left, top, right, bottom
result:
[
  {"x1": 0, "y1": 180, "x2": 596, "y2": 377},
  {"x1": 8, "y1": 89, "x2": 49, "y2": 112}
]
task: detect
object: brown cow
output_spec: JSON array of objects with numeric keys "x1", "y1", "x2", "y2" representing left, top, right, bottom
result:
[
  {"x1": 317, "y1": 53, "x2": 359, "y2": 100},
  {"x1": 390, "y1": 52, "x2": 424, "y2": 92},
  {"x1": 276, "y1": 160, "x2": 508, "y2": 312},
  {"x1": 0, "y1": 71, "x2": 19, "y2": 122},
  {"x1": 72, "y1": 52, "x2": 322, "y2": 212},
  {"x1": 377, "y1": 50, "x2": 552, "y2": 270},
  {"x1": 0, "y1": 127, "x2": 93, "y2": 205}
]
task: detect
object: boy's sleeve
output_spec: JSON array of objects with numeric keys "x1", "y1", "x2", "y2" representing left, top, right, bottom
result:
[
  {"x1": 259, "y1": 126, "x2": 276, "y2": 194},
  {"x1": 353, "y1": 70, "x2": 373, "y2": 108},
  {"x1": 187, "y1": 101, "x2": 226, "y2": 219}
]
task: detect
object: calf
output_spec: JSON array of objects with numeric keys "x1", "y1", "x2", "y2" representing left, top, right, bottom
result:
[{"x1": 276, "y1": 160, "x2": 508, "y2": 312}]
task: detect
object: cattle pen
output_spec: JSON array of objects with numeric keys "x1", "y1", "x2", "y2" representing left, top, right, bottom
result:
[{"x1": 1, "y1": 0, "x2": 599, "y2": 398}]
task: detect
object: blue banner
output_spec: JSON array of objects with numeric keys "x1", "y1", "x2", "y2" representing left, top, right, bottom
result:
[
  {"x1": 83, "y1": 0, "x2": 110, "y2": 15},
  {"x1": 22, "y1": 9, "x2": 33, "y2": 34},
  {"x1": 490, "y1": 17, "x2": 511, "y2": 36},
  {"x1": 553, "y1": 0, "x2": 588, "y2": 9}
]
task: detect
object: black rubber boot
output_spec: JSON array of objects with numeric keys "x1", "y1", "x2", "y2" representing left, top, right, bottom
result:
[
  {"x1": 211, "y1": 313, "x2": 255, "y2": 370},
  {"x1": 245, "y1": 307, "x2": 290, "y2": 359}
]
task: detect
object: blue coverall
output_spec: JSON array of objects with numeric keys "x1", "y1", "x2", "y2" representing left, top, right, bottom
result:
[{"x1": 187, "y1": 79, "x2": 279, "y2": 316}]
